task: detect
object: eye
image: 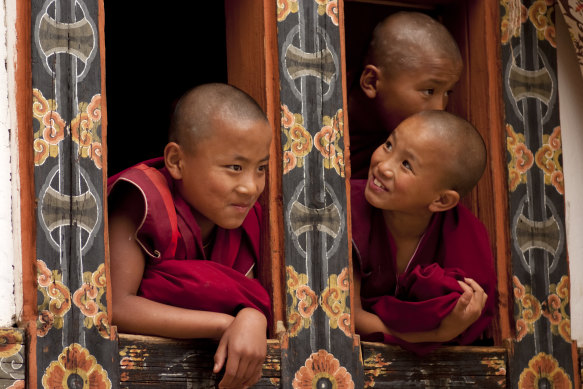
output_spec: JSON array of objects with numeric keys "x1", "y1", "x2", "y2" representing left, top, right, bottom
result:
[
  {"x1": 402, "y1": 160, "x2": 413, "y2": 171},
  {"x1": 228, "y1": 165, "x2": 242, "y2": 171},
  {"x1": 384, "y1": 140, "x2": 392, "y2": 151},
  {"x1": 423, "y1": 89, "x2": 435, "y2": 96},
  {"x1": 445, "y1": 90, "x2": 453, "y2": 97},
  {"x1": 258, "y1": 164, "x2": 268, "y2": 173}
]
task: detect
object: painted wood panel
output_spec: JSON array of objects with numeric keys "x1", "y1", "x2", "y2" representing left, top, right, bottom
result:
[{"x1": 31, "y1": 0, "x2": 118, "y2": 387}]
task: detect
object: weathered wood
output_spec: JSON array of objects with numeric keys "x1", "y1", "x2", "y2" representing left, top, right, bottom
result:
[
  {"x1": 118, "y1": 334, "x2": 281, "y2": 388},
  {"x1": 118, "y1": 334, "x2": 508, "y2": 388},
  {"x1": 361, "y1": 342, "x2": 507, "y2": 388}
]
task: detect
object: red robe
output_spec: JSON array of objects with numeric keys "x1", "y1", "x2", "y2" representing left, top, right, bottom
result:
[
  {"x1": 108, "y1": 158, "x2": 271, "y2": 323},
  {"x1": 350, "y1": 179, "x2": 496, "y2": 354}
]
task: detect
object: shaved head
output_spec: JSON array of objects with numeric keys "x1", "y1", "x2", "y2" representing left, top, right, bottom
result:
[
  {"x1": 168, "y1": 83, "x2": 268, "y2": 152},
  {"x1": 366, "y1": 11, "x2": 462, "y2": 78},
  {"x1": 415, "y1": 110, "x2": 486, "y2": 197}
]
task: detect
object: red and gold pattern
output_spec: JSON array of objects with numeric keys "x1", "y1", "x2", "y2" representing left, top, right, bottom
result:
[
  {"x1": 528, "y1": 0, "x2": 557, "y2": 47},
  {"x1": 277, "y1": 0, "x2": 299, "y2": 21},
  {"x1": 363, "y1": 352, "x2": 391, "y2": 388},
  {"x1": 482, "y1": 357, "x2": 507, "y2": 387},
  {"x1": 514, "y1": 276, "x2": 542, "y2": 342},
  {"x1": 315, "y1": 109, "x2": 345, "y2": 177},
  {"x1": 36, "y1": 259, "x2": 72, "y2": 336},
  {"x1": 41, "y1": 343, "x2": 112, "y2": 389},
  {"x1": 507, "y1": 123, "x2": 534, "y2": 192},
  {"x1": 534, "y1": 126, "x2": 564, "y2": 194},
  {"x1": 0, "y1": 329, "x2": 23, "y2": 358},
  {"x1": 315, "y1": 0, "x2": 339, "y2": 26},
  {"x1": 320, "y1": 267, "x2": 351, "y2": 337},
  {"x1": 518, "y1": 352, "x2": 572, "y2": 389},
  {"x1": 281, "y1": 105, "x2": 313, "y2": 174},
  {"x1": 292, "y1": 349, "x2": 354, "y2": 389},
  {"x1": 33, "y1": 89, "x2": 103, "y2": 168},
  {"x1": 73, "y1": 264, "x2": 112, "y2": 339},
  {"x1": 501, "y1": 0, "x2": 528, "y2": 44},
  {"x1": 287, "y1": 266, "x2": 318, "y2": 337}
]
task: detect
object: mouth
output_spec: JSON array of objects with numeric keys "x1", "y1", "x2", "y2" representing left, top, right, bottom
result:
[
  {"x1": 373, "y1": 177, "x2": 385, "y2": 190},
  {"x1": 231, "y1": 203, "x2": 253, "y2": 212}
]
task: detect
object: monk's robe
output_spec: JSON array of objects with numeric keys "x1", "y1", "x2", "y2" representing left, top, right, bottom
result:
[
  {"x1": 108, "y1": 158, "x2": 271, "y2": 323},
  {"x1": 350, "y1": 179, "x2": 496, "y2": 354}
]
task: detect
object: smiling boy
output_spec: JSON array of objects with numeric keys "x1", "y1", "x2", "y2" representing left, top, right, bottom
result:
[
  {"x1": 348, "y1": 11, "x2": 463, "y2": 178},
  {"x1": 108, "y1": 83, "x2": 272, "y2": 388},
  {"x1": 351, "y1": 110, "x2": 497, "y2": 354}
]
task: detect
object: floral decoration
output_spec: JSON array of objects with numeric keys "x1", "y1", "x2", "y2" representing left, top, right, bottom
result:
[
  {"x1": 541, "y1": 276, "x2": 572, "y2": 343},
  {"x1": 534, "y1": 126, "x2": 564, "y2": 194},
  {"x1": 320, "y1": 267, "x2": 351, "y2": 337},
  {"x1": 314, "y1": 109, "x2": 345, "y2": 177},
  {"x1": 363, "y1": 352, "x2": 391, "y2": 388},
  {"x1": 73, "y1": 264, "x2": 111, "y2": 339},
  {"x1": 507, "y1": 123, "x2": 534, "y2": 192},
  {"x1": 528, "y1": 0, "x2": 556, "y2": 47},
  {"x1": 281, "y1": 104, "x2": 313, "y2": 174},
  {"x1": 513, "y1": 276, "x2": 541, "y2": 342},
  {"x1": 314, "y1": 0, "x2": 339, "y2": 26},
  {"x1": 501, "y1": 0, "x2": 528, "y2": 44},
  {"x1": 287, "y1": 266, "x2": 317, "y2": 337},
  {"x1": 41, "y1": 343, "x2": 112, "y2": 389},
  {"x1": 0, "y1": 329, "x2": 23, "y2": 358},
  {"x1": 36, "y1": 259, "x2": 71, "y2": 336},
  {"x1": 277, "y1": 0, "x2": 299, "y2": 21},
  {"x1": 33, "y1": 89, "x2": 103, "y2": 169},
  {"x1": 518, "y1": 352, "x2": 572, "y2": 389},
  {"x1": 6, "y1": 381, "x2": 24, "y2": 389},
  {"x1": 292, "y1": 349, "x2": 354, "y2": 389}
]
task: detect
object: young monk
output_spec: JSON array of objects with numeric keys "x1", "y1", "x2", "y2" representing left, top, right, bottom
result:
[
  {"x1": 108, "y1": 83, "x2": 272, "y2": 388},
  {"x1": 348, "y1": 11, "x2": 463, "y2": 179},
  {"x1": 351, "y1": 110, "x2": 497, "y2": 354}
]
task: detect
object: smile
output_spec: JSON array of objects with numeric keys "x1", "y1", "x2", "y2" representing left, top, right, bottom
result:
[{"x1": 373, "y1": 177, "x2": 385, "y2": 190}]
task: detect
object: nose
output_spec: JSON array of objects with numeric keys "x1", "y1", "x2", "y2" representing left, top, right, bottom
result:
[
  {"x1": 428, "y1": 93, "x2": 448, "y2": 111},
  {"x1": 236, "y1": 173, "x2": 263, "y2": 197},
  {"x1": 377, "y1": 159, "x2": 395, "y2": 179}
]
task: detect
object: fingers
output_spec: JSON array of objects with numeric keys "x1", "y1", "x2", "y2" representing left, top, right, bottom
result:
[{"x1": 214, "y1": 340, "x2": 227, "y2": 374}]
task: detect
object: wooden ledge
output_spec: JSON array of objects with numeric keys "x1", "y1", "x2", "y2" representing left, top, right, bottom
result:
[{"x1": 119, "y1": 333, "x2": 507, "y2": 387}]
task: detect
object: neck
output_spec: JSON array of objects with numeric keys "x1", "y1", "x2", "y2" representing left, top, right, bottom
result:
[{"x1": 382, "y1": 209, "x2": 433, "y2": 241}]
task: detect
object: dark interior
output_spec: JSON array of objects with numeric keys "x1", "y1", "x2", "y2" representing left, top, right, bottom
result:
[{"x1": 104, "y1": 2, "x2": 228, "y2": 175}]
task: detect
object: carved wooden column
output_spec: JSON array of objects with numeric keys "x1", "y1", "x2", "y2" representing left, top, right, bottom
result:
[
  {"x1": 31, "y1": 0, "x2": 118, "y2": 386},
  {"x1": 276, "y1": 1, "x2": 363, "y2": 387}
]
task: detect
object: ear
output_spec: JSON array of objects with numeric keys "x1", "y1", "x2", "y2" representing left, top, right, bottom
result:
[
  {"x1": 360, "y1": 64, "x2": 381, "y2": 99},
  {"x1": 164, "y1": 142, "x2": 184, "y2": 180},
  {"x1": 428, "y1": 189, "x2": 460, "y2": 213}
]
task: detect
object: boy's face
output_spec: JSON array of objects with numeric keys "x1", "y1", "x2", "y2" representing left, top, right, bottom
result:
[
  {"x1": 374, "y1": 56, "x2": 462, "y2": 131},
  {"x1": 364, "y1": 116, "x2": 450, "y2": 213},
  {"x1": 177, "y1": 115, "x2": 272, "y2": 230}
]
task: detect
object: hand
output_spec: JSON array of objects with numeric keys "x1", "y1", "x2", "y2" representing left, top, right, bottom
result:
[
  {"x1": 436, "y1": 277, "x2": 487, "y2": 342},
  {"x1": 214, "y1": 308, "x2": 267, "y2": 388}
]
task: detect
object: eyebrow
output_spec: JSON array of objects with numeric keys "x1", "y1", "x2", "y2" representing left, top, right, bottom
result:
[
  {"x1": 393, "y1": 132, "x2": 419, "y2": 165},
  {"x1": 232, "y1": 154, "x2": 270, "y2": 163}
]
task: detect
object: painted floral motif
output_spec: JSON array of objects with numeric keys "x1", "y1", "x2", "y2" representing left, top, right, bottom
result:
[
  {"x1": 33, "y1": 89, "x2": 103, "y2": 168},
  {"x1": 320, "y1": 267, "x2": 351, "y2": 337},
  {"x1": 6, "y1": 381, "x2": 25, "y2": 389},
  {"x1": 507, "y1": 123, "x2": 534, "y2": 191},
  {"x1": 0, "y1": 329, "x2": 23, "y2": 358},
  {"x1": 528, "y1": 0, "x2": 557, "y2": 47},
  {"x1": 287, "y1": 266, "x2": 317, "y2": 337},
  {"x1": 481, "y1": 357, "x2": 507, "y2": 387},
  {"x1": 501, "y1": 0, "x2": 528, "y2": 44},
  {"x1": 513, "y1": 276, "x2": 541, "y2": 342},
  {"x1": 518, "y1": 352, "x2": 572, "y2": 389},
  {"x1": 557, "y1": 0, "x2": 583, "y2": 78},
  {"x1": 72, "y1": 94, "x2": 103, "y2": 169},
  {"x1": 314, "y1": 0, "x2": 339, "y2": 26},
  {"x1": 42, "y1": 343, "x2": 112, "y2": 389},
  {"x1": 33, "y1": 89, "x2": 66, "y2": 166},
  {"x1": 73, "y1": 264, "x2": 112, "y2": 339},
  {"x1": 363, "y1": 352, "x2": 391, "y2": 388},
  {"x1": 534, "y1": 126, "x2": 564, "y2": 194},
  {"x1": 314, "y1": 109, "x2": 345, "y2": 177},
  {"x1": 542, "y1": 276, "x2": 572, "y2": 343},
  {"x1": 292, "y1": 349, "x2": 354, "y2": 389},
  {"x1": 36, "y1": 259, "x2": 72, "y2": 336},
  {"x1": 281, "y1": 105, "x2": 313, "y2": 174},
  {"x1": 119, "y1": 344, "x2": 147, "y2": 382},
  {"x1": 277, "y1": 0, "x2": 299, "y2": 21}
]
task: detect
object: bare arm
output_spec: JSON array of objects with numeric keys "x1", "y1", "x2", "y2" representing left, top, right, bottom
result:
[{"x1": 109, "y1": 183, "x2": 234, "y2": 339}]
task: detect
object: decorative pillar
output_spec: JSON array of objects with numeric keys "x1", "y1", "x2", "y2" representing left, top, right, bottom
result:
[
  {"x1": 31, "y1": 0, "x2": 118, "y2": 387},
  {"x1": 500, "y1": 1, "x2": 579, "y2": 387},
  {"x1": 276, "y1": 1, "x2": 363, "y2": 387}
]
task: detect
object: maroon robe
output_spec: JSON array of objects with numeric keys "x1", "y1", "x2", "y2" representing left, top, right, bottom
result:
[
  {"x1": 350, "y1": 179, "x2": 496, "y2": 354},
  {"x1": 108, "y1": 158, "x2": 271, "y2": 323}
]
